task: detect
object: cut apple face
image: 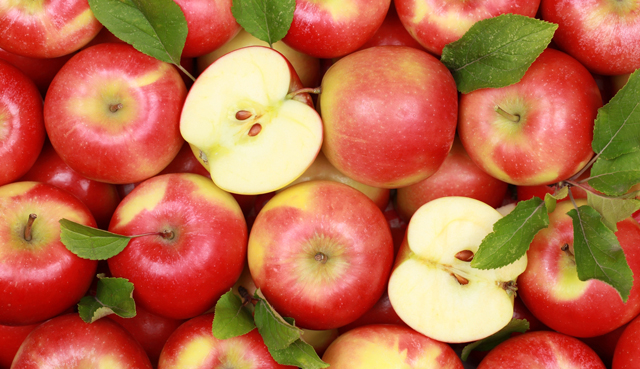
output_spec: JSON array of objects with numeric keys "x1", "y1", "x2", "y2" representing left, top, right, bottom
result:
[
  {"x1": 180, "y1": 46, "x2": 323, "y2": 195},
  {"x1": 388, "y1": 196, "x2": 527, "y2": 343}
]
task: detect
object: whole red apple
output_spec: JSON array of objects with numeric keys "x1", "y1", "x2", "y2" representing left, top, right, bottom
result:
[{"x1": 612, "y1": 313, "x2": 640, "y2": 369}]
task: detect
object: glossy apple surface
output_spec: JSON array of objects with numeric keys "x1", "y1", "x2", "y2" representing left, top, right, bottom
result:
[
  {"x1": 612, "y1": 313, "x2": 640, "y2": 369},
  {"x1": 0, "y1": 47, "x2": 73, "y2": 97},
  {"x1": 248, "y1": 180, "x2": 394, "y2": 330},
  {"x1": 358, "y1": 3, "x2": 426, "y2": 51},
  {"x1": 459, "y1": 48, "x2": 602, "y2": 186},
  {"x1": 0, "y1": 322, "x2": 38, "y2": 368},
  {"x1": 320, "y1": 45, "x2": 458, "y2": 188}
]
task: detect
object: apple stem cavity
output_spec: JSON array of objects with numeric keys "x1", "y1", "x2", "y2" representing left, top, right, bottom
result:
[
  {"x1": 23, "y1": 213, "x2": 37, "y2": 242},
  {"x1": 455, "y1": 250, "x2": 475, "y2": 262},
  {"x1": 159, "y1": 229, "x2": 175, "y2": 240},
  {"x1": 494, "y1": 105, "x2": 520, "y2": 123},
  {"x1": 238, "y1": 286, "x2": 258, "y2": 306},
  {"x1": 285, "y1": 87, "x2": 322, "y2": 100},
  {"x1": 314, "y1": 252, "x2": 328, "y2": 264},
  {"x1": 248, "y1": 123, "x2": 262, "y2": 137},
  {"x1": 109, "y1": 103, "x2": 123, "y2": 113}
]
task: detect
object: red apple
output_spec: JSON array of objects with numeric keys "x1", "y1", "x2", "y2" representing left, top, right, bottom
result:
[
  {"x1": 337, "y1": 290, "x2": 408, "y2": 334},
  {"x1": 281, "y1": 0, "x2": 391, "y2": 59},
  {"x1": 0, "y1": 181, "x2": 97, "y2": 326},
  {"x1": 458, "y1": 48, "x2": 602, "y2": 186},
  {"x1": 0, "y1": 59, "x2": 45, "y2": 187},
  {"x1": 107, "y1": 173, "x2": 247, "y2": 320},
  {"x1": 0, "y1": 0, "x2": 102, "y2": 58},
  {"x1": 0, "y1": 322, "x2": 38, "y2": 368},
  {"x1": 11, "y1": 313, "x2": 152, "y2": 368},
  {"x1": 517, "y1": 199, "x2": 640, "y2": 338},
  {"x1": 247, "y1": 180, "x2": 394, "y2": 330},
  {"x1": 541, "y1": 0, "x2": 640, "y2": 75},
  {"x1": 580, "y1": 322, "x2": 628, "y2": 368},
  {"x1": 0, "y1": 47, "x2": 73, "y2": 97},
  {"x1": 44, "y1": 42, "x2": 186, "y2": 185},
  {"x1": 477, "y1": 330, "x2": 606, "y2": 369},
  {"x1": 357, "y1": 2, "x2": 426, "y2": 51},
  {"x1": 612, "y1": 313, "x2": 640, "y2": 369},
  {"x1": 319, "y1": 45, "x2": 458, "y2": 188}
]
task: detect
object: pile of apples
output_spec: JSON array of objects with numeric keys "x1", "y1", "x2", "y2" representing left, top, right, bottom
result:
[{"x1": 1, "y1": 0, "x2": 640, "y2": 368}]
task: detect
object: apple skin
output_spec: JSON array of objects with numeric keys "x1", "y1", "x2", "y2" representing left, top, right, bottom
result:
[
  {"x1": 337, "y1": 290, "x2": 408, "y2": 334},
  {"x1": 281, "y1": 0, "x2": 391, "y2": 59},
  {"x1": 541, "y1": 0, "x2": 640, "y2": 75},
  {"x1": 158, "y1": 313, "x2": 296, "y2": 369},
  {"x1": 396, "y1": 137, "x2": 509, "y2": 222},
  {"x1": 319, "y1": 45, "x2": 458, "y2": 189},
  {"x1": 107, "y1": 173, "x2": 247, "y2": 320},
  {"x1": 458, "y1": 48, "x2": 602, "y2": 186},
  {"x1": 322, "y1": 324, "x2": 464, "y2": 369},
  {"x1": 11, "y1": 313, "x2": 153, "y2": 369},
  {"x1": 248, "y1": 180, "x2": 394, "y2": 330},
  {"x1": 477, "y1": 330, "x2": 606, "y2": 369},
  {"x1": 357, "y1": 2, "x2": 426, "y2": 51},
  {"x1": 0, "y1": 181, "x2": 98, "y2": 326},
  {"x1": 0, "y1": 59, "x2": 45, "y2": 187},
  {"x1": 19, "y1": 140, "x2": 121, "y2": 230},
  {"x1": 0, "y1": 322, "x2": 38, "y2": 369},
  {"x1": 0, "y1": 47, "x2": 73, "y2": 97},
  {"x1": 44, "y1": 42, "x2": 187, "y2": 185},
  {"x1": 612, "y1": 313, "x2": 640, "y2": 369},
  {"x1": 517, "y1": 199, "x2": 640, "y2": 338},
  {"x1": 395, "y1": 0, "x2": 541, "y2": 56}
]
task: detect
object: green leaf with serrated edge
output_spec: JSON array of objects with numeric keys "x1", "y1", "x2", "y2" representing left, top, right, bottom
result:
[
  {"x1": 267, "y1": 339, "x2": 329, "y2": 369},
  {"x1": 544, "y1": 186, "x2": 569, "y2": 214},
  {"x1": 78, "y1": 275, "x2": 136, "y2": 323},
  {"x1": 589, "y1": 150, "x2": 640, "y2": 196},
  {"x1": 88, "y1": 0, "x2": 187, "y2": 65},
  {"x1": 587, "y1": 191, "x2": 640, "y2": 232},
  {"x1": 472, "y1": 197, "x2": 549, "y2": 269},
  {"x1": 253, "y1": 289, "x2": 303, "y2": 350},
  {"x1": 460, "y1": 319, "x2": 529, "y2": 361},
  {"x1": 212, "y1": 290, "x2": 256, "y2": 339},
  {"x1": 567, "y1": 205, "x2": 633, "y2": 303},
  {"x1": 592, "y1": 69, "x2": 640, "y2": 160},
  {"x1": 440, "y1": 14, "x2": 557, "y2": 94},
  {"x1": 60, "y1": 219, "x2": 131, "y2": 260},
  {"x1": 231, "y1": 0, "x2": 295, "y2": 47}
]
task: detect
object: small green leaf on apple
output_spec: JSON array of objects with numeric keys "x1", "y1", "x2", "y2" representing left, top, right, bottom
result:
[
  {"x1": 441, "y1": 14, "x2": 557, "y2": 94},
  {"x1": 78, "y1": 274, "x2": 136, "y2": 323},
  {"x1": 267, "y1": 338, "x2": 330, "y2": 369},
  {"x1": 60, "y1": 219, "x2": 132, "y2": 260},
  {"x1": 589, "y1": 150, "x2": 640, "y2": 197},
  {"x1": 587, "y1": 191, "x2": 640, "y2": 232},
  {"x1": 544, "y1": 186, "x2": 569, "y2": 214},
  {"x1": 87, "y1": 0, "x2": 193, "y2": 79},
  {"x1": 212, "y1": 289, "x2": 256, "y2": 340},
  {"x1": 253, "y1": 289, "x2": 304, "y2": 350},
  {"x1": 231, "y1": 0, "x2": 295, "y2": 48},
  {"x1": 472, "y1": 197, "x2": 549, "y2": 270},
  {"x1": 460, "y1": 319, "x2": 530, "y2": 361},
  {"x1": 567, "y1": 205, "x2": 633, "y2": 302}
]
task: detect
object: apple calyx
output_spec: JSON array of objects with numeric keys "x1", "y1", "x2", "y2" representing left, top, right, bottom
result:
[
  {"x1": 23, "y1": 213, "x2": 37, "y2": 242},
  {"x1": 314, "y1": 252, "x2": 328, "y2": 264},
  {"x1": 494, "y1": 105, "x2": 520, "y2": 123},
  {"x1": 158, "y1": 229, "x2": 175, "y2": 240},
  {"x1": 109, "y1": 103, "x2": 123, "y2": 113}
]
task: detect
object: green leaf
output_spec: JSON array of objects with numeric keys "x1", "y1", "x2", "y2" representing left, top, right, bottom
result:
[
  {"x1": 460, "y1": 319, "x2": 529, "y2": 361},
  {"x1": 267, "y1": 339, "x2": 329, "y2": 369},
  {"x1": 587, "y1": 191, "x2": 640, "y2": 232},
  {"x1": 589, "y1": 151, "x2": 640, "y2": 196},
  {"x1": 440, "y1": 14, "x2": 557, "y2": 94},
  {"x1": 253, "y1": 289, "x2": 303, "y2": 350},
  {"x1": 472, "y1": 197, "x2": 549, "y2": 269},
  {"x1": 78, "y1": 275, "x2": 136, "y2": 323},
  {"x1": 88, "y1": 0, "x2": 188, "y2": 65},
  {"x1": 544, "y1": 186, "x2": 568, "y2": 214},
  {"x1": 592, "y1": 69, "x2": 640, "y2": 160},
  {"x1": 212, "y1": 290, "x2": 256, "y2": 339},
  {"x1": 231, "y1": 0, "x2": 295, "y2": 47},
  {"x1": 60, "y1": 219, "x2": 131, "y2": 260},
  {"x1": 567, "y1": 205, "x2": 634, "y2": 302}
]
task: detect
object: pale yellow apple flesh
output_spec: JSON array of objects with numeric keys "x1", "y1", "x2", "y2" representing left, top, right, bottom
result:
[
  {"x1": 180, "y1": 46, "x2": 323, "y2": 195},
  {"x1": 388, "y1": 196, "x2": 527, "y2": 343}
]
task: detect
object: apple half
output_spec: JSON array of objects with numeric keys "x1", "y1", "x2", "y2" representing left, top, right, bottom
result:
[
  {"x1": 388, "y1": 196, "x2": 527, "y2": 343},
  {"x1": 180, "y1": 46, "x2": 323, "y2": 195}
]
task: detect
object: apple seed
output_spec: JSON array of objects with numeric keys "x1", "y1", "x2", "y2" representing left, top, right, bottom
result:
[
  {"x1": 455, "y1": 250, "x2": 475, "y2": 262},
  {"x1": 452, "y1": 273, "x2": 469, "y2": 285},
  {"x1": 248, "y1": 123, "x2": 262, "y2": 137},
  {"x1": 235, "y1": 110, "x2": 252, "y2": 120}
]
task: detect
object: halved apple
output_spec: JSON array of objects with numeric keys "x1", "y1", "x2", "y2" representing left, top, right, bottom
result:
[
  {"x1": 180, "y1": 46, "x2": 323, "y2": 195},
  {"x1": 388, "y1": 196, "x2": 527, "y2": 343}
]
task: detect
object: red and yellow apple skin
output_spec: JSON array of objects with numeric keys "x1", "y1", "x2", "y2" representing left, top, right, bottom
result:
[
  {"x1": 248, "y1": 180, "x2": 394, "y2": 330},
  {"x1": 0, "y1": 0, "x2": 102, "y2": 58},
  {"x1": 395, "y1": 0, "x2": 540, "y2": 56},
  {"x1": 477, "y1": 331, "x2": 606, "y2": 369},
  {"x1": 612, "y1": 313, "x2": 640, "y2": 369},
  {"x1": 0, "y1": 181, "x2": 98, "y2": 326},
  {"x1": 11, "y1": 313, "x2": 153, "y2": 369},
  {"x1": 158, "y1": 313, "x2": 296, "y2": 369},
  {"x1": 319, "y1": 45, "x2": 458, "y2": 189},
  {"x1": 517, "y1": 200, "x2": 640, "y2": 338},
  {"x1": 281, "y1": 0, "x2": 391, "y2": 59},
  {"x1": 541, "y1": 0, "x2": 640, "y2": 75},
  {"x1": 44, "y1": 42, "x2": 187, "y2": 185},
  {"x1": 396, "y1": 137, "x2": 509, "y2": 222},
  {"x1": 458, "y1": 48, "x2": 602, "y2": 186},
  {"x1": 107, "y1": 173, "x2": 247, "y2": 320},
  {"x1": 357, "y1": 3, "x2": 426, "y2": 51},
  {"x1": 0, "y1": 60, "x2": 45, "y2": 187},
  {"x1": 322, "y1": 324, "x2": 464, "y2": 369}
]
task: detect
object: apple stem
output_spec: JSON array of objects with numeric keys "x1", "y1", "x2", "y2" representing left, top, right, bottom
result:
[
  {"x1": 286, "y1": 87, "x2": 322, "y2": 100},
  {"x1": 561, "y1": 243, "x2": 575, "y2": 258},
  {"x1": 159, "y1": 229, "x2": 174, "y2": 240},
  {"x1": 494, "y1": 106, "x2": 520, "y2": 123},
  {"x1": 24, "y1": 213, "x2": 37, "y2": 242},
  {"x1": 109, "y1": 103, "x2": 123, "y2": 113},
  {"x1": 238, "y1": 286, "x2": 258, "y2": 306},
  {"x1": 314, "y1": 252, "x2": 328, "y2": 264}
]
